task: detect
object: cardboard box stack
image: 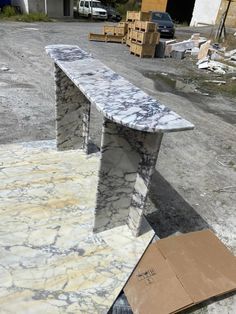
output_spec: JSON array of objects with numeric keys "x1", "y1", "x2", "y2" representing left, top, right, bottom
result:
[{"x1": 126, "y1": 11, "x2": 160, "y2": 58}]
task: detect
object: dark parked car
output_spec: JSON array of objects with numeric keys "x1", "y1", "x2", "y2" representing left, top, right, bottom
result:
[
  {"x1": 151, "y1": 11, "x2": 175, "y2": 38},
  {"x1": 103, "y1": 6, "x2": 122, "y2": 22}
]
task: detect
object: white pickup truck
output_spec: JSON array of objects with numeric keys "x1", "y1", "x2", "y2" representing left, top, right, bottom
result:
[{"x1": 78, "y1": 0, "x2": 107, "y2": 20}]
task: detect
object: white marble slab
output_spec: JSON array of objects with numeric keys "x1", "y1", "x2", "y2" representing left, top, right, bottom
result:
[
  {"x1": 46, "y1": 45, "x2": 194, "y2": 133},
  {"x1": 0, "y1": 141, "x2": 154, "y2": 314}
]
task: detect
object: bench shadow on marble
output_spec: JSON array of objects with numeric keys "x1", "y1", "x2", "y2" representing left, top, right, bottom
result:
[{"x1": 46, "y1": 44, "x2": 194, "y2": 238}]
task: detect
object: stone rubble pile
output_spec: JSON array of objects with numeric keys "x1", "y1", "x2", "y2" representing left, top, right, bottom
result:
[{"x1": 161, "y1": 33, "x2": 236, "y2": 74}]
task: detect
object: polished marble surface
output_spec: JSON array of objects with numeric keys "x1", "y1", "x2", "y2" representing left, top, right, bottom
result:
[
  {"x1": 46, "y1": 45, "x2": 194, "y2": 133},
  {"x1": 55, "y1": 64, "x2": 91, "y2": 152},
  {"x1": 0, "y1": 141, "x2": 154, "y2": 314},
  {"x1": 94, "y1": 119, "x2": 163, "y2": 236}
]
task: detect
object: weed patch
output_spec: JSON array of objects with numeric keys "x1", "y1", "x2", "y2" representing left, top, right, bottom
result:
[{"x1": 0, "y1": 6, "x2": 51, "y2": 22}]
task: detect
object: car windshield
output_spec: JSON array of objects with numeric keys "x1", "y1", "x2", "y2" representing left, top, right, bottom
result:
[
  {"x1": 91, "y1": 2, "x2": 103, "y2": 8},
  {"x1": 152, "y1": 12, "x2": 171, "y2": 21}
]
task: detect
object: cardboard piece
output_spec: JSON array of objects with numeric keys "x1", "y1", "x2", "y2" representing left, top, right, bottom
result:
[
  {"x1": 124, "y1": 230, "x2": 236, "y2": 314},
  {"x1": 198, "y1": 40, "x2": 211, "y2": 60}
]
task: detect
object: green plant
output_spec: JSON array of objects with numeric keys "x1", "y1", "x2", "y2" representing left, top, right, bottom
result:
[
  {"x1": 16, "y1": 13, "x2": 51, "y2": 22},
  {"x1": 0, "y1": 10, "x2": 51, "y2": 22},
  {"x1": 116, "y1": 0, "x2": 140, "y2": 19},
  {"x1": 2, "y1": 5, "x2": 16, "y2": 17}
]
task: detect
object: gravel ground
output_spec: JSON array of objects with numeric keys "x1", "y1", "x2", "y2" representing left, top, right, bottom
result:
[{"x1": 0, "y1": 20, "x2": 235, "y2": 313}]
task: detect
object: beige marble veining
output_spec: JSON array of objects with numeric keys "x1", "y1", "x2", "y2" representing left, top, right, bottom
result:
[{"x1": 0, "y1": 140, "x2": 154, "y2": 314}]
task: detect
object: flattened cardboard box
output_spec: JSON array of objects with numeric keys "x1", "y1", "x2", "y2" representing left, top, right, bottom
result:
[{"x1": 124, "y1": 230, "x2": 236, "y2": 314}]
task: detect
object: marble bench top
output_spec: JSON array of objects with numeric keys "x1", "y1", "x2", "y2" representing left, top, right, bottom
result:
[{"x1": 46, "y1": 45, "x2": 194, "y2": 133}]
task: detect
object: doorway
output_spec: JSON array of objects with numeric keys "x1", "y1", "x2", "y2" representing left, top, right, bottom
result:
[
  {"x1": 166, "y1": 0, "x2": 196, "y2": 25},
  {"x1": 64, "y1": 0, "x2": 70, "y2": 16}
]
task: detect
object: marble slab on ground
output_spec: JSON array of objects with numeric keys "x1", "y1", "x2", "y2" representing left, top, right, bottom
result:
[{"x1": 0, "y1": 140, "x2": 154, "y2": 314}]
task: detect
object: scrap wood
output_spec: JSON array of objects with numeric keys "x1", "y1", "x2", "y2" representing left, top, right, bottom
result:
[
  {"x1": 197, "y1": 58, "x2": 236, "y2": 74},
  {"x1": 213, "y1": 186, "x2": 236, "y2": 193},
  {"x1": 208, "y1": 61, "x2": 236, "y2": 74},
  {"x1": 204, "y1": 80, "x2": 226, "y2": 85},
  {"x1": 89, "y1": 33, "x2": 125, "y2": 43}
]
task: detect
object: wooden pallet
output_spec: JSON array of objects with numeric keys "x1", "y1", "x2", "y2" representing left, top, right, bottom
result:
[
  {"x1": 89, "y1": 33, "x2": 125, "y2": 43},
  {"x1": 106, "y1": 34, "x2": 125, "y2": 43},
  {"x1": 134, "y1": 21, "x2": 156, "y2": 32},
  {"x1": 130, "y1": 30, "x2": 159, "y2": 45},
  {"x1": 130, "y1": 42, "x2": 155, "y2": 58},
  {"x1": 89, "y1": 33, "x2": 107, "y2": 42},
  {"x1": 126, "y1": 11, "x2": 151, "y2": 22}
]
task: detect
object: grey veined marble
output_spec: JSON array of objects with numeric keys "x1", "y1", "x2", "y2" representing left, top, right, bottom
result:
[
  {"x1": 46, "y1": 44, "x2": 194, "y2": 236},
  {"x1": 46, "y1": 45, "x2": 194, "y2": 133},
  {"x1": 55, "y1": 64, "x2": 91, "y2": 152}
]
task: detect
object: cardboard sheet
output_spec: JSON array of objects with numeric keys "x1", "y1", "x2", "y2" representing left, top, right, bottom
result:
[{"x1": 124, "y1": 230, "x2": 236, "y2": 314}]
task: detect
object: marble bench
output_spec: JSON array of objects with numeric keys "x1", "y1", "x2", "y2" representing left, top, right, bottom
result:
[{"x1": 46, "y1": 45, "x2": 194, "y2": 237}]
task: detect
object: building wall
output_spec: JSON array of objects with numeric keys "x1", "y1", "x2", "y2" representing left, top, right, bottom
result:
[
  {"x1": 216, "y1": 0, "x2": 236, "y2": 27},
  {"x1": 190, "y1": 0, "x2": 222, "y2": 26},
  {"x1": 28, "y1": 0, "x2": 45, "y2": 13},
  {"x1": 12, "y1": 0, "x2": 73, "y2": 17},
  {"x1": 47, "y1": 0, "x2": 73, "y2": 18},
  {"x1": 12, "y1": 0, "x2": 29, "y2": 13},
  {"x1": 141, "y1": 0, "x2": 167, "y2": 12}
]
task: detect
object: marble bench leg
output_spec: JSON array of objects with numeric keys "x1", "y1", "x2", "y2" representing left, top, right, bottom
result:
[
  {"x1": 55, "y1": 64, "x2": 90, "y2": 152},
  {"x1": 93, "y1": 118, "x2": 163, "y2": 236},
  {"x1": 127, "y1": 131, "x2": 163, "y2": 237}
]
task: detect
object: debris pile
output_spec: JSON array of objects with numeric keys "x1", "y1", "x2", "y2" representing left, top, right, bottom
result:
[
  {"x1": 160, "y1": 33, "x2": 207, "y2": 59},
  {"x1": 196, "y1": 40, "x2": 236, "y2": 74},
  {"x1": 160, "y1": 33, "x2": 236, "y2": 74}
]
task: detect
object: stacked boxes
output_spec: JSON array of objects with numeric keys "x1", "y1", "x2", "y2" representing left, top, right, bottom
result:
[
  {"x1": 126, "y1": 11, "x2": 160, "y2": 58},
  {"x1": 104, "y1": 24, "x2": 128, "y2": 37},
  {"x1": 126, "y1": 22, "x2": 135, "y2": 47},
  {"x1": 126, "y1": 11, "x2": 151, "y2": 22},
  {"x1": 89, "y1": 10, "x2": 159, "y2": 58},
  {"x1": 89, "y1": 22, "x2": 128, "y2": 43}
]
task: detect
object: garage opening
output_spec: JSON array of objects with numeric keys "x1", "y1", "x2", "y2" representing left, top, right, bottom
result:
[
  {"x1": 166, "y1": 0, "x2": 196, "y2": 25},
  {"x1": 64, "y1": 0, "x2": 70, "y2": 16}
]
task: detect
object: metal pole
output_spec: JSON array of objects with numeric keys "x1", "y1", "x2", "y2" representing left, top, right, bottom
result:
[
  {"x1": 45, "y1": 0, "x2": 47, "y2": 15},
  {"x1": 218, "y1": 0, "x2": 232, "y2": 40}
]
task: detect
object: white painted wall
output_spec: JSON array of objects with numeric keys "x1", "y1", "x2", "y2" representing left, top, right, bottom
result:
[
  {"x1": 190, "y1": 0, "x2": 222, "y2": 26},
  {"x1": 28, "y1": 0, "x2": 45, "y2": 13}
]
